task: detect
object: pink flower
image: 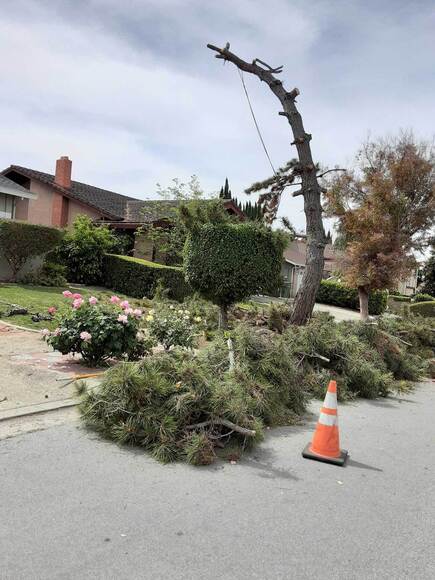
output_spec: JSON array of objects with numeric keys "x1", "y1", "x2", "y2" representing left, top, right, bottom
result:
[
  {"x1": 72, "y1": 298, "x2": 84, "y2": 309},
  {"x1": 117, "y1": 314, "x2": 128, "y2": 324},
  {"x1": 120, "y1": 300, "x2": 130, "y2": 310},
  {"x1": 133, "y1": 308, "x2": 142, "y2": 318},
  {"x1": 110, "y1": 295, "x2": 121, "y2": 304},
  {"x1": 53, "y1": 328, "x2": 61, "y2": 336},
  {"x1": 80, "y1": 331, "x2": 92, "y2": 342},
  {"x1": 72, "y1": 293, "x2": 82, "y2": 300},
  {"x1": 62, "y1": 290, "x2": 73, "y2": 298},
  {"x1": 88, "y1": 296, "x2": 98, "y2": 305},
  {"x1": 41, "y1": 328, "x2": 51, "y2": 336},
  {"x1": 124, "y1": 307, "x2": 134, "y2": 315},
  {"x1": 48, "y1": 306, "x2": 57, "y2": 315}
]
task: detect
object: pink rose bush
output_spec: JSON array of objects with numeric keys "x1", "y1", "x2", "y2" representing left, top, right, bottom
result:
[{"x1": 44, "y1": 292, "x2": 153, "y2": 366}]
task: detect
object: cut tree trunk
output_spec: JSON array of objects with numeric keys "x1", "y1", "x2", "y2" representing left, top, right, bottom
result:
[
  {"x1": 207, "y1": 43, "x2": 326, "y2": 325},
  {"x1": 358, "y1": 286, "x2": 369, "y2": 321},
  {"x1": 219, "y1": 304, "x2": 228, "y2": 329}
]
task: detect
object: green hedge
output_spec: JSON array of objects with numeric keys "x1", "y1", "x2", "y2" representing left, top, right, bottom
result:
[
  {"x1": 409, "y1": 301, "x2": 435, "y2": 318},
  {"x1": 413, "y1": 293, "x2": 434, "y2": 303},
  {"x1": 102, "y1": 254, "x2": 190, "y2": 301},
  {"x1": 389, "y1": 295, "x2": 411, "y2": 303},
  {"x1": 316, "y1": 280, "x2": 387, "y2": 315},
  {"x1": 0, "y1": 219, "x2": 63, "y2": 281},
  {"x1": 184, "y1": 223, "x2": 285, "y2": 307}
]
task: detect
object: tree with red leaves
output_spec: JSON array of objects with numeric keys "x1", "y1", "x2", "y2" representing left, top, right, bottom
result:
[{"x1": 325, "y1": 133, "x2": 435, "y2": 320}]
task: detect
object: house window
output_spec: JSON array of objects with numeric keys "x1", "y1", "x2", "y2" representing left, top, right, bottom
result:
[{"x1": 0, "y1": 193, "x2": 14, "y2": 219}]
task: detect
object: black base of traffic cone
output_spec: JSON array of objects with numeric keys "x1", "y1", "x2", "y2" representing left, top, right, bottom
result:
[{"x1": 302, "y1": 443, "x2": 348, "y2": 466}]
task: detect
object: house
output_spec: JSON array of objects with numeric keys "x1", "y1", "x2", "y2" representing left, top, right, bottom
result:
[
  {"x1": 0, "y1": 174, "x2": 37, "y2": 219},
  {"x1": 281, "y1": 237, "x2": 419, "y2": 298},
  {"x1": 395, "y1": 270, "x2": 419, "y2": 296},
  {"x1": 2, "y1": 157, "x2": 139, "y2": 228},
  {"x1": 280, "y1": 237, "x2": 340, "y2": 298},
  {"x1": 1, "y1": 156, "x2": 243, "y2": 261}
]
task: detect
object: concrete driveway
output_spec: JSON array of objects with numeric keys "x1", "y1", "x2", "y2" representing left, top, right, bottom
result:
[
  {"x1": 1, "y1": 380, "x2": 434, "y2": 579},
  {"x1": 252, "y1": 296, "x2": 361, "y2": 322}
]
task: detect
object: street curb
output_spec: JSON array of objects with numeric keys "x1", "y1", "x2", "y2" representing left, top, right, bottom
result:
[{"x1": 0, "y1": 398, "x2": 80, "y2": 422}]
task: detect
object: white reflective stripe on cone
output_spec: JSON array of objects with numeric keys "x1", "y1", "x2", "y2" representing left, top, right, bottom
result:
[
  {"x1": 324, "y1": 391, "x2": 337, "y2": 409},
  {"x1": 318, "y1": 412, "x2": 338, "y2": 427}
]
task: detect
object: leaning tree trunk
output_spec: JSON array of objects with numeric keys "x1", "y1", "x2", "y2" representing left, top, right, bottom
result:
[
  {"x1": 358, "y1": 286, "x2": 369, "y2": 321},
  {"x1": 207, "y1": 43, "x2": 326, "y2": 325}
]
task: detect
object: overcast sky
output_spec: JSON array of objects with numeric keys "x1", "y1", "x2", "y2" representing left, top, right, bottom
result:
[{"x1": 1, "y1": 0, "x2": 434, "y2": 231}]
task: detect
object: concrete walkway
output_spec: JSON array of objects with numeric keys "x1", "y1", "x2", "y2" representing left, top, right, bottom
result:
[
  {"x1": 0, "y1": 322, "x2": 101, "y2": 413},
  {"x1": 1, "y1": 381, "x2": 434, "y2": 579}
]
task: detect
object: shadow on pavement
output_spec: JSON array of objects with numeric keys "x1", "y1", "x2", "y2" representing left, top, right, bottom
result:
[
  {"x1": 346, "y1": 458, "x2": 383, "y2": 472},
  {"x1": 243, "y1": 450, "x2": 300, "y2": 482}
]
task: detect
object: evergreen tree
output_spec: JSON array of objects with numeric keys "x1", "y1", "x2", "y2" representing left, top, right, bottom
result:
[{"x1": 219, "y1": 177, "x2": 232, "y2": 199}]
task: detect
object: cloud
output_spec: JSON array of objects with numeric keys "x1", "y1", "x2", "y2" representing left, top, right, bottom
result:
[{"x1": 1, "y1": 0, "x2": 434, "y2": 230}]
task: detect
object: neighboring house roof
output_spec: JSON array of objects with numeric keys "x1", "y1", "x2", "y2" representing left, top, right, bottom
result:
[
  {"x1": 1, "y1": 165, "x2": 245, "y2": 224},
  {"x1": 2, "y1": 165, "x2": 138, "y2": 220},
  {"x1": 0, "y1": 174, "x2": 37, "y2": 200},
  {"x1": 122, "y1": 198, "x2": 244, "y2": 224},
  {"x1": 283, "y1": 238, "x2": 342, "y2": 272},
  {"x1": 124, "y1": 200, "x2": 181, "y2": 223}
]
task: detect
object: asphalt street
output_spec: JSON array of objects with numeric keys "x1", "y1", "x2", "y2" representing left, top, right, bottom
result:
[{"x1": 1, "y1": 381, "x2": 434, "y2": 579}]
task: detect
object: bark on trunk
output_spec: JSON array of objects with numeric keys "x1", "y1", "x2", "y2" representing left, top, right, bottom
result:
[
  {"x1": 358, "y1": 286, "x2": 369, "y2": 321},
  {"x1": 219, "y1": 304, "x2": 228, "y2": 329},
  {"x1": 207, "y1": 44, "x2": 326, "y2": 326}
]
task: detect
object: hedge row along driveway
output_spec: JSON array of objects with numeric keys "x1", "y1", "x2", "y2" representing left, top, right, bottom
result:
[
  {"x1": 315, "y1": 280, "x2": 388, "y2": 315},
  {"x1": 102, "y1": 254, "x2": 190, "y2": 302}
]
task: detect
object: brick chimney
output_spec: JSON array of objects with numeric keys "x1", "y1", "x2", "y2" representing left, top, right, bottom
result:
[{"x1": 55, "y1": 156, "x2": 72, "y2": 189}]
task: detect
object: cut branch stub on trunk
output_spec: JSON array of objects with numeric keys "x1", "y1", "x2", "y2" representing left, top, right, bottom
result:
[{"x1": 207, "y1": 43, "x2": 326, "y2": 325}]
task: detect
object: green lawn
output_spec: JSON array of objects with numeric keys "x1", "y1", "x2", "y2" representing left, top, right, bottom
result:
[{"x1": 0, "y1": 284, "x2": 150, "y2": 330}]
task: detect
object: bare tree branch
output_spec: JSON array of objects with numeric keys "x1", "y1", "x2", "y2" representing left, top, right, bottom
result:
[
  {"x1": 186, "y1": 418, "x2": 256, "y2": 437},
  {"x1": 207, "y1": 42, "x2": 327, "y2": 325},
  {"x1": 317, "y1": 168, "x2": 346, "y2": 179}
]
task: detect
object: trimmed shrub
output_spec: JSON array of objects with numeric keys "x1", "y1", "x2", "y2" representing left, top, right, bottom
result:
[
  {"x1": 184, "y1": 223, "x2": 285, "y2": 325},
  {"x1": 316, "y1": 280, "x2": 387, "y2": 315},
  {"x1": 413, "y1": 293, "x2": 434, "y2": 303},
  {"x1": 102, "y1": 254, "x2": 190, "y2": 302},
  {"x1": 409, "y1": 301, "x2": 435, "y2": 318},
  {"x1": 56, "y1": 215, "x2": 116, "y2": 284},
  {"x1": 0, "y1": 219, "x2": 63, "y2": 281}
]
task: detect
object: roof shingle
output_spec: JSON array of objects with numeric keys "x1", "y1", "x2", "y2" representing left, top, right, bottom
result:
[{"x1": 2, "y1": 165, "x2": 139, "y2": 220}]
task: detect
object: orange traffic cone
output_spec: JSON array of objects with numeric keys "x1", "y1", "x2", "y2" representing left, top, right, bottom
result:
[{"x1": 302, "y1": 380, "x2": 348, "y2": 466}]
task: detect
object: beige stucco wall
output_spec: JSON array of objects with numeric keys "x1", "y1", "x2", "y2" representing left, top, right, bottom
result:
[
  {"x1": 0, "y1": 252, "x2": 43, "y2": 282},
  {"x1": 14, "y1": 179, "x2": 54, "y2": 226},
  {"x1": 134, "y1": 233, "x2": 154, "y2": 261},
  {"x1": 13, "y1": 178, "x2": 103, "y2": 227},
  {"x1": 396, "y1": 270, "x2": 418, "y2": 296},
  {"x1": 67, "y1": 200, "x2": 102, "y2": 226}
]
